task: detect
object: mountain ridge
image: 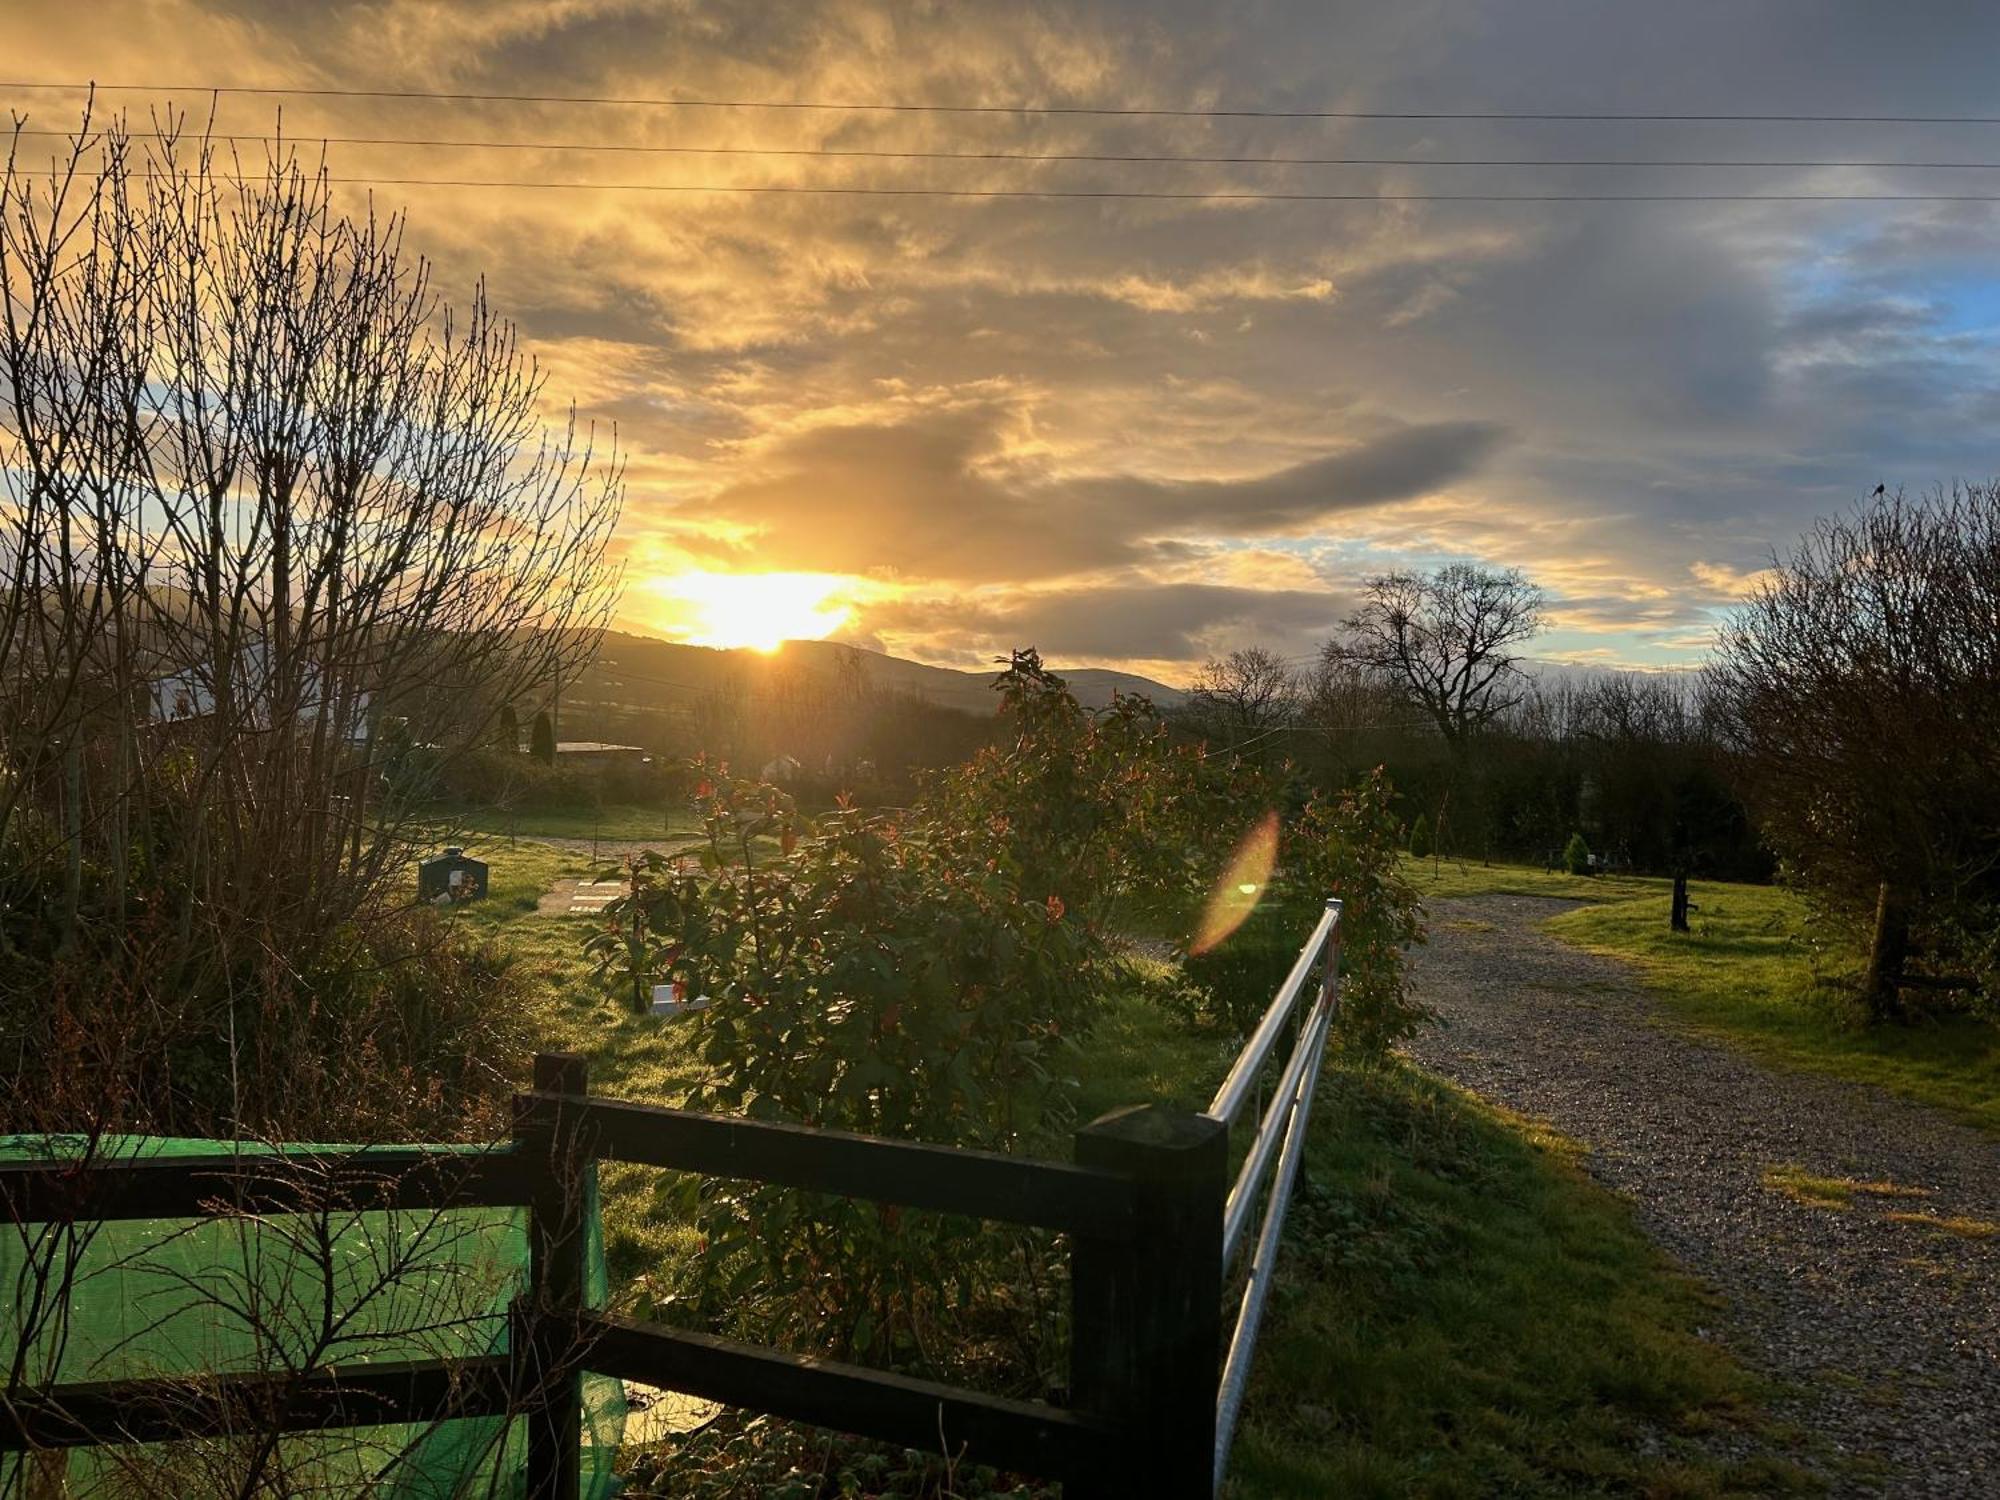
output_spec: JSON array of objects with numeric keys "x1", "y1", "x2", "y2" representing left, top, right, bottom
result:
[{"x1": 585, "y1": 629, "x2": 1188, "y2": 717}]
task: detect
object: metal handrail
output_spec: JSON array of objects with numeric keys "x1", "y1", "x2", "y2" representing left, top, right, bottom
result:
[
  {"x1": 1204, "y1": 901, "x2": 1339, "y2": 1128},
  {"x1": 1221, "y1": 990, "x2": 1332, "y2": 1266},
  {"x1": 1213, "y1": 1010, "x2": 1331, "y2": 1492},
  {"x1": 1208, "y1": 895, "x2": 1343, "y2": 1496}
]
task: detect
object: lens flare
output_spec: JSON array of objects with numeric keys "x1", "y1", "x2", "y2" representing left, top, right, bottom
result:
[{"x1": 1189, "y1": 810, "x2": 1280, "y2": 955}]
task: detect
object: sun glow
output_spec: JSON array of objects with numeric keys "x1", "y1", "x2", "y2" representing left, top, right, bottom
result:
[
  {"x1": 1190, "y1": 810, "x2": 1281, "y2": 955},
  {"x1": 646, "y1": 570, "x2": 856, "y2": 652}
]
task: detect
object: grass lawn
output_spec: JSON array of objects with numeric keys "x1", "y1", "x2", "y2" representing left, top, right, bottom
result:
[
  {"x1": 438, "y1": 801, "x2": 704, "y2": 844},
  {"x1": 458, "y1": 841, "x2": 1800, "y2": 1495},
  {"x1": 1406, "y1": 857, "x2": 2000, "y2": 1135},
  {"x1": 432, "y1": 836, "x2": 711, "y2": 1277}
]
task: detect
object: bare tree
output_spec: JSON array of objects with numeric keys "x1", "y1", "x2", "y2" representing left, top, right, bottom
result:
[
  {"x1": 1323, "y1": 564, "x2": 1547, "y2": 751},
  {"x1": 1709, "y1": 484, "x2": 2000, "y2": 1020},
  {"x1": 1182, "y1": 647, "x2": 1300, "y2": 747},
  {"x1": 0, "y1": 104, "x2": 622, "y2": 1130},
  {"x1": 1300, "y1": 652, "x2": 1419, "y2": 735}
]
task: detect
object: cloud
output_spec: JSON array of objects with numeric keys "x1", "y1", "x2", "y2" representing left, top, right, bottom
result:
[
  {"x1": 849, "y1": 579, "x2": 1351, "y2": 669},
  {"x1": 683, "y1": 407, "x2": 1508, "y2": 581},
  {"x1": 1687, "y1": 560, "x2": 1774, "y2": 601},
  {"x1": 12, "y1": 1, "x2": 2000, "y2": 670}
]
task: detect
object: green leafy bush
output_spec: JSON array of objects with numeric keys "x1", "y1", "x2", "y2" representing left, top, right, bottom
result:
[
  {"x1": 1172, "y1": 772, "x2": 1426, "y2": 1058},
  {"x1": 592, "y1": 765, "x2": 1101, "y2": 1376},
  {"x1": 1564, "y1": 832, "x2": 1594, "y2": 876},
  {"x1": 919, "y1": 649, "x2": 1276, "y2": 934},
  {"x1": 1409, "y1": 812, "x2": 1433, "y2": 859},
  {"x1": 1289, "y1": 770, "x2": 1430, "y2": 1060}
]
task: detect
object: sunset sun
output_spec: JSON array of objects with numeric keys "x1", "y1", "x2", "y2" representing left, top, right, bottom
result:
[{"x1": 648, "y1": 570, "x2": 856, "y2": 652}]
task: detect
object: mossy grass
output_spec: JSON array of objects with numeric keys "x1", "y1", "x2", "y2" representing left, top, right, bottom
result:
[{"x1": 434, "y1": 802, "x2": 705, "y2": 843}]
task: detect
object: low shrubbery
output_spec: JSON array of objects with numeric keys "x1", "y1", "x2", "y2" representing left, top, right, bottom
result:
[
  {"x1": 9, "y1": 900, "x2": 537, "y2": 1140},
  {"x1": 1181, "y1": 897, "x2": 1316, "y2": 1034},
  {"x1": 593, "y1": 653, "x2": 1428, "y2": 1397},
  {"x1": 0, "y1": 755, "x2": 539, "y2": 1139},
  {"x1": 1289, "y1": 771, "x2": 1430, "y2": 1058},
  {"x1": 436, "y1": 745, "x2": 676, "y2": 814},
  {"x1": 1175, "y1": 772, "x2": 1426, "y2": 1056}
]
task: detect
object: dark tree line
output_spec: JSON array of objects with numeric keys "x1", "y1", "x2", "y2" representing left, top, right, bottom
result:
[
  {"x1": 1177, "y1": 566, "x2": 1765, "y2": 884},
  {"x1": 1179, "y1": 485, "x2": 2000, "y2": 1027}
]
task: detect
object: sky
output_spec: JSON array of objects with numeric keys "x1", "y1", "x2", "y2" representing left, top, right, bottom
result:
[{"x1": 6, "y1": 1, "x2": 2000, "y2": 682}]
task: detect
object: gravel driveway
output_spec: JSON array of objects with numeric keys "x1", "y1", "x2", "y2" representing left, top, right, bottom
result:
[{"x1": 1405, "y1": 894, "x2": 2000, "y2": 1497}]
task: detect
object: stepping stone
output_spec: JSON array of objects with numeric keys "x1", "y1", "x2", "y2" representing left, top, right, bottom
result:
[
  {"x1": 535, "y1": 877, "x2": 632, "y2": 916},
  {"x1": 566, "y1": 880, "x2": 629, "y2": 913}
]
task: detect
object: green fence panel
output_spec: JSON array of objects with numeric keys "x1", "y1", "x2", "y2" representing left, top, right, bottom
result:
[{"x1": 0, "y1": 1135, "x2": 626, "y2": 1498}]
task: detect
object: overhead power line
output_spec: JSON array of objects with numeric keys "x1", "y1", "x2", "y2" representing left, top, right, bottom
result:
[
  {"x1": 20, "y1": 171, "x2": 2000, "y2": 202},
  {"x1": 17, "y1": 128, "x2": 2000, "y2": 171},
  {"x1": 8, "y1": 80, "x2": 2000, "y2": 125}
]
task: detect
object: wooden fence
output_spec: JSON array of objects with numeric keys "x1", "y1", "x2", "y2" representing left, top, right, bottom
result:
[{"x1": 0, "y1": 900, "x2": 1344, "y2": 1497}]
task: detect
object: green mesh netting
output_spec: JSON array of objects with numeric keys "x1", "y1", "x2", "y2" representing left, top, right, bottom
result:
[{"x1": 0, "y1": 1136, "x2": 626, "y2": 1498}]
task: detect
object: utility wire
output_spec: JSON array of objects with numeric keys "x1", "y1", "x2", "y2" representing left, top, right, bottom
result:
[
  {"x1": 16, "y1": 128, "x2": 2000, "y2": 171},
  {"x1": 20, "y1": 170, "x2": 2000, "y2": 202},
  {"x1": 8, "y1": 80, "x2": 2000, "y2": 125}
]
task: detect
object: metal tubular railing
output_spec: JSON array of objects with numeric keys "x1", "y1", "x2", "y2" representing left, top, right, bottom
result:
[
  {"x1": 1220, "y1": 988, "x2": 1334, "y2": 1267},
  {"x1": 1213, "y1": 994, "x2": 1333, "y2": 1489},
  {"x1": 1205, "y1": 901, "x2": 1339, "y2": 1128},
  {"x1": 1206, "y1": 896, "x2": 1343, "y2": 1495}
]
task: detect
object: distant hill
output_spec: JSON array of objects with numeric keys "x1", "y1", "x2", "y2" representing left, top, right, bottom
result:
[{"x1": 579, "y1": 631, "x2": 1186, "y2": 716}]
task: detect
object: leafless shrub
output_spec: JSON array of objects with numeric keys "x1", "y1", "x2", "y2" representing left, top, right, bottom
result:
[
  {"x1": 0, "y1": 99, "x2": 622, "y2": 1131},
  {"x1": 1709, "y1": 483, "x2": 2000, "y2": 1017}
]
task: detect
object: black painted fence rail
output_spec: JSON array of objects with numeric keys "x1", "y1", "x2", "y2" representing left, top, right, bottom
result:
[
  {"x1": 3, "y1": 890, "x2": 1350, "y2": 1500},
  {"x1": 0, "y1": 1048, "x2": 1245, "y2": 1497}
]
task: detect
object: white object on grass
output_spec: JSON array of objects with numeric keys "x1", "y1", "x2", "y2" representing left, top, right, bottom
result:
[{"x1": 649, "y1": 983, "x2": 712, "y2": 1018}]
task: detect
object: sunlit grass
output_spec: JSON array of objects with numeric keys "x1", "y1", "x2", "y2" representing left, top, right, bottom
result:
[
  {"x1": 443, "y1": 802, "x2": 704, "y2": 844},
  {"x1": 1883, "y1": 1210, "x2": 2000, "y2": 1240},
  {"x1": 1759, "y1": 1165, "x2": 1998, "y2": 1239},
  {"x1": 1402, "y1": 853, "x2": 1664, "y2": 905},
  {"x1": 1760, "y1": 1163, "x2": 1931, "y2": 1211},
  {"x1": 435, "y1": 835, "x2": 709, "y2": 1279}
]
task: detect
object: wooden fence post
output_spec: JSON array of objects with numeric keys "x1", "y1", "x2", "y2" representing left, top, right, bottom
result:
[
  {"x1": 1070, "y1": 1103, "x2": 1228, "y2": 1498},
  {"x1": 516, "y1": 1051, "x2": 590, "y2": 1500}
]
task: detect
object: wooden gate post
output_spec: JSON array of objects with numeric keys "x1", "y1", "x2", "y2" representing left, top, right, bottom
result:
[
  {"x1": 516, "y1": 1051, "x2": 591, "y2": 1500},
  {"x1": 1070, "y1": 1103, "x2": 1228, "y2": 1498}
]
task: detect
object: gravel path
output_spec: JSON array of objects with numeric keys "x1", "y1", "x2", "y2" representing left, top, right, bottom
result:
[{"x1": 1405, "y1": 894, "x2": 2000, "y2": 1496}]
